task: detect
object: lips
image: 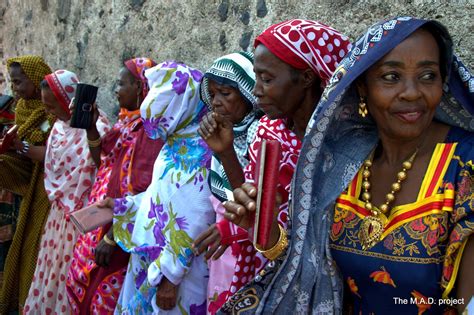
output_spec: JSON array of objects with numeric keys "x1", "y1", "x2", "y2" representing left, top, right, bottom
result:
[{"x1": 394, "y1": 111, "x2": 423, "y2": 123}]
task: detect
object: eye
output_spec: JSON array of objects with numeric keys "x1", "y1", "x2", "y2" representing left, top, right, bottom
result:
[
  {"x1": 419, "y1": 72, "x2": 437, "y2": 81},
  {"x1": 381, "y1": 73, "x2": 399, "y2": 82}
]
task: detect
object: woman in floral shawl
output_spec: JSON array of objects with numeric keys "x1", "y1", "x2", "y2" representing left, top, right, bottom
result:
[
  {"x1": 222, "y1": 17, "x2": 473, "y2": 314},
  {"x1": 24, "y1": 69, "x2": 109, "y2": 314},
  {"x1": 0, "y1": 55, "x2": 54, "y2": 312},
  {"x1": 109, "y1": 61, "x2": 213, "y2": 314},
  {"x1": 66, "y1": 58, "x2": 162, "y2": 314}
]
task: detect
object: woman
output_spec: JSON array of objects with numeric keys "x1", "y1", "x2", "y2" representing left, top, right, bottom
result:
[
  {"x1": 194, "y1": 52, "x2": 261, "y2": 314},
  {"x1": 0, "y1": 55, "x2": 53, "y2": 312},
  {"x1": 23, "y1": 69, "x2": 109, "y2": 314},
  {"x1": 223, "y1": 17, "x2": 473, "y2": 314},
  {"x1": 193, "y1": 19, "x2": 351, "y2": 304},
  {"x1": 66, "y1": 58, "x2": 162, "y2": 314},
  {"x1": 108, "y1": 61, "x2": 213, "y2": 314}
]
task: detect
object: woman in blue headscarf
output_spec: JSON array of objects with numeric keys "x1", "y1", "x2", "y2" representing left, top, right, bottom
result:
[{"x1": 221, "y1": 17, "x2": 474, "y2": 314}]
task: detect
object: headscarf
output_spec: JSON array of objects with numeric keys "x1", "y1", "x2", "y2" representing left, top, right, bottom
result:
[
  {"x1": 124, "y1": 57, "x2": 157, "y2": 99},
  {"x1": 141, "y1": 61, "x2": 205, "y2": 140},
  {"x1": 6, "y1": 55, "x2": 53, "y2": 144},
  {"x1": 44, "y1": 70, "x2": 79, "y2": 116},
  {"x1": 254, "y1": 19, "x2": 352, "y2": 86},
  {"x1": 254, "y1": 17, "x2": 474, "y2": 314},
  {"x1": 200, "y1": 51, "x2": 260, "y2": 201}
]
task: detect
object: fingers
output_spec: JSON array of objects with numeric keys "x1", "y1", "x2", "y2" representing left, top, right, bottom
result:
[
  {"x1": 222, "y1": 200, "x2": 246, "y2": 224},
  {"x1": 198, "y1": 112, "x2": 217, "y2": 140},
  {"x1": 68, "y1": 97, "x2": 75, "y2": 110},
  {"x1": 212, "y1": 244, "x2": 229, "y2": 260},
  {"x1": 97, "y1": 197, "x2": 114, "y2": 209},
  {"x1": 212, "y1": 112, "x2": 233, "y2": 129},
  {"x1": 241, "y1": 183, "x2": 258, "y2": 197},
  {"x1": 233, "y1": 186, "x2": 257, "y2": 212},
  {"x1": 192, "y1": 226, "x2": 216, "y2": 255}
]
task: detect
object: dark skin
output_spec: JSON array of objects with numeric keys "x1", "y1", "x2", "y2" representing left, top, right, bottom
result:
[
  {"x1": 223, "y1": 30, "x2": 473, "y2": 312},
  {"x1": 4, "y1": 64, "x2": 46, "y2": 162},
  {"x1": 84, "y1": 67, "x2": 143, "y2": 167},
  {"x1": 93, "y1": 68, "x2": 143, "y2": 267},
  {"x1": 193, "y1": 44, "x2": 323, "y2": 258}
]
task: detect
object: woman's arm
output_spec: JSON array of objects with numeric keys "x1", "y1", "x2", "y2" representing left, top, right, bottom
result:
[{"x1": 456, "y1": 234, "x2": 474, "y2": 313}]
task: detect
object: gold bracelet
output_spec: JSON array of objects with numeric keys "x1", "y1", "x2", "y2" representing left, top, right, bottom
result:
[
  {"x1": 87, "y1": 137, "x2": 101, "y2": 148},
  {"x1": 103, "y1": 234, "x2": 116, "y2": 246},
  {"x1": 255, "y1": 224, "x2": 288, "y2": 261}
]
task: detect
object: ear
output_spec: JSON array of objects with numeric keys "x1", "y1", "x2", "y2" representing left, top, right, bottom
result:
[{"x1": 302, "y1": 69, "x2": 316, "y2": 89}]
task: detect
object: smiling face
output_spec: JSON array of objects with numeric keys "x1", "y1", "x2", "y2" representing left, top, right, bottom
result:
[
  {"x1": 115, "y1": 67, "x2": 141, "y2": 110},
  {"x1": 207, "y1": 79, "x2": 249, "y2": 124},
  {"x1": 9, "y1": 64, "x2": 38, "y2": 100},
  {"x1": 41, "y1": 86, "x2": 70, "y2": 121},
  {"x1": 358, "y1": 29, "x2": 443, "y2": 142},
  {"x1": 252, "y1": 44, "x2": 307, "y2": 120}
]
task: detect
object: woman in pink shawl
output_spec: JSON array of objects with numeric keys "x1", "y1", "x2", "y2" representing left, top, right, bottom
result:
[
  {"x1": 23, "y1": 69, "x2": 110, "y2": 314},
  {"x1": 66, "y1": 58, "x2": 163, "y2": 314}
]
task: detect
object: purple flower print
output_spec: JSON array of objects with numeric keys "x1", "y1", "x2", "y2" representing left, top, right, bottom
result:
[
  {"x1": 172, "y1": 71, "x2": 190, "y2": 95},
  {"x1": 190, "y1": 69, "x2": 203, "y2": 82},
  {"x1": 126, "y1": 223, "x2": 134, "y2": 234},
  {"x1": 135, "y1": 269, "x2": 147, "y2": 289},
  {"x1": 175, "y1": 216, "x2": 189, "y2": 230},
  {"x1": 136, "y1": 245, "x2": 163, "y2": 261},
  {"x1": 153, "y1": 224, "x2": 166, "y2": 248},
  {"x1": 190, "y1": 300, "x2": 206, "y2": 315},
  {"x1": 162, "y1": 60, "x2": 179, "y2": 69},
  {"x1": 143, "y1": 117, "x2": 169, "y2": 140},
  {"x1": 114, "y1": 198, "x2": 128, "y2": 215}
]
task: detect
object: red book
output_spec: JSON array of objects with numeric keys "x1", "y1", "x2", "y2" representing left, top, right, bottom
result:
[
  {"x1": 251, "y1": 139, "x2": 281, "y2": 248},
  {"x1": 0, "y1": 125, "x2": 18, "y2": 154}
]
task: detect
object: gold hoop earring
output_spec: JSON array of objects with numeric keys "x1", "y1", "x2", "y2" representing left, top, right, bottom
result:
[{"x1": 358, "y1": 96, "x2": 368, "y2": 118}]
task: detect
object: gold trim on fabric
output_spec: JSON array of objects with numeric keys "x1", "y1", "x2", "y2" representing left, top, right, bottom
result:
[{"x1": 330, "y1": 244, "x2": 444, "y2": 264}]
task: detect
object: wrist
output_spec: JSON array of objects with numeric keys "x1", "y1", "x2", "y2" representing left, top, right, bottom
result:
[{"x1": 16, "y1": 141, "x2": 30, "y2": 155}]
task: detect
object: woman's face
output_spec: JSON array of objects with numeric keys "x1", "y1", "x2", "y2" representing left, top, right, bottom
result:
[
  {"x1": 358, "y1": 29, "x2": 443, "y2": 142},
  {"x1": 207, "y1": 79, "x2": 249, "y2": 124},
  {"x1": 9, "y1": 65, "x2": 38, "y2": 100},
  {"x1": 252, "y1": 44, "x2": 306, "y2": 120},
  {"x1": 41, "y1": 87, "x2": 70, "y2": 121},
  {"x1": 115, "y1": 67, "x2": 141, "y2": 110}
]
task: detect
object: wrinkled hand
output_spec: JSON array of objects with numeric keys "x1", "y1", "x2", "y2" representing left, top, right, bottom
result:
[
  {"x1": 156, "y1": 277, "x2": 179, "y2": 310},
  {"x1": 94, "y1": 237, "x2": 115, "y2": 267},
  {"x1": 197, "y1": 112, "x2": 234, "y2": 154},
  {"x1": 192, "y1": 224, "x2": 229, "y2": 260}
]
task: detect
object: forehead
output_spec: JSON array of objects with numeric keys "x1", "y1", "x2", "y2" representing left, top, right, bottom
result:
[
  {"x1": 208, "y1": 79, "x2": 237, "y2": 91},
  {"x1": 9, "y1": 65, "x2": 26, "y2": 78},
  {"x1": 118, "y1": 67, "x2": 134, "y2": 80},
  {"x1": 375, "y1": 29, "x2": 440, "y2": 66},
  {"x1": 253, "y1": 44, "x2": 288, "y2": 72}
]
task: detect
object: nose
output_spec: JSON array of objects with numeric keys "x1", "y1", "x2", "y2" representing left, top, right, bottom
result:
[
  {"x1": 211, "y1": 94, "x2": 222, "y2": 109},
  {"x1": 252, "y1": 79, "x2": 263, "y2": 98},
  {"x1": 399, "y1": 78, "x2": 422, "y2": 101}
]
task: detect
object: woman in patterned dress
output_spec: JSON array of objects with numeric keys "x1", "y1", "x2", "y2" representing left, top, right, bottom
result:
[
  {"x1": 23, "y1": 69, "x2": 109, "y2": 314},
  {"x1": 222, "y1": 17, "x2": 474, "y2": 314},
  {"x1": 66, "y1": 58, "x2": 162, "y2": 314}
]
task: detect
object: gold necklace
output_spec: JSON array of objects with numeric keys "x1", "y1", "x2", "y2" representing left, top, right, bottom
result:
[{"x1": 358, "y1": 148, "x2": 418, "y2": 250}]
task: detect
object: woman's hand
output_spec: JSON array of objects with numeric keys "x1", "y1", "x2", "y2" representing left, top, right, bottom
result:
[
  {"x1": 156, "y1": 277, "x2": 179, "y2": 310},
  {"x1": 94, "y1": 238, "x2": 115, "y2": 267},
  {"x1": 192, "y1": 224, "x2": 229, "y2": 260},
  {"x1": 224, "y1": 183, "x2": 283, "y2": 250},
  {"x1": 97, "y1": 197, "x2": 115, "y2": 209},
  {"x1": 69, "y1": 98, "x2": 99, "y2": 131},
  {"x1": 198, "y1": 112, "x2": 234, "y2": 154}
]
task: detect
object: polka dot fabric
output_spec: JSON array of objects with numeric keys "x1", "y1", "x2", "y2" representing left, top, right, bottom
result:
[
  {"x1": 226, "y1": 116, "x2": 302, "y2": 304},
  {"x1": 24, "y1": 114, "x2": 110, "y2": 314},
  {"x1": 45, "y1": 70, "x2": 79, "y2": 114},
  {"x1": 254, "y1": 19, "x2": 352, "y2": 86}
]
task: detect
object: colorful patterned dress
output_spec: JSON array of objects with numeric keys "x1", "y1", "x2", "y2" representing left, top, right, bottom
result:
[
  {"x1": 330, "y1": 127, "x2": 474, "y2": 314},
  {"x1": 66, "y1": 109, "x2": 163, "y2": 314},
  {"x1": 113, "y1": 61, "x2": 213, "y2": 314}
]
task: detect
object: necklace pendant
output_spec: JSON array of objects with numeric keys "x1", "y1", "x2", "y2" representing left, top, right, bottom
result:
[{"x1": 359, "y1": 216, "x2": 384, "y2": 250}]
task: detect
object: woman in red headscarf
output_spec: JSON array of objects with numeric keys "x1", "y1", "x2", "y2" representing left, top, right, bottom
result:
[
  {"x1": 193, "y1": 19, "x2": 351, "y2": 313},
  {"x1": 66, "y1": 58, "x2": 164, "y2": 314}
]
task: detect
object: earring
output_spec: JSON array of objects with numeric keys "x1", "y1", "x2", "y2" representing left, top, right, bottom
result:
[{"x1": 358, "y1": 96, "x2": 368, "y2": 118}]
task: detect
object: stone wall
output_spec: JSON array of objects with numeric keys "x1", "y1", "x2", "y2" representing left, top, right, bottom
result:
[{"x1": 1, "y1": 0, "x2": 472, "y2": 118}]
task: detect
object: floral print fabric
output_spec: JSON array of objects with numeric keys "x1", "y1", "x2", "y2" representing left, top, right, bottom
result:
[{"x1": 113, "y1": 61, "x2": 213, "y2": 314}]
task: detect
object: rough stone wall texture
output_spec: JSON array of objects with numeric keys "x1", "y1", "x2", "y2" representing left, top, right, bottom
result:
[{"x1": 0, "y1": 0, "x2": 472, "y2": 118}]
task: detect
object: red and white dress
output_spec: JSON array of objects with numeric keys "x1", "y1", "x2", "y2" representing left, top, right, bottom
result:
[{"x1": 24, "y1": 117, "x2": 109, "y2": 314}]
